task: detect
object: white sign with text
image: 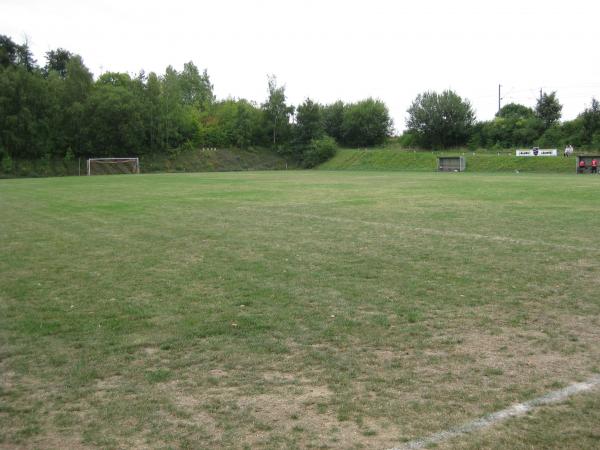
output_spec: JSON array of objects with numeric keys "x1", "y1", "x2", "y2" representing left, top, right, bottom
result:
[{"x1": 516, "y1": 149, "x2": 557, "y2": 157}]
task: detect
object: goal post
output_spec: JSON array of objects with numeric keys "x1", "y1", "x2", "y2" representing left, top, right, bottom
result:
[{"x1": 87, "y1": 158, "x2": 140, "y2": 176}]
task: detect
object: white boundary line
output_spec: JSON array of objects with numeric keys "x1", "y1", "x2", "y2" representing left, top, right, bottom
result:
[
  {"x1": 389, "y1": 375, "x2": 600, "y2": 450},
  {"x1": 238, "y1": 208, "x2": 590, "y2": 253}
]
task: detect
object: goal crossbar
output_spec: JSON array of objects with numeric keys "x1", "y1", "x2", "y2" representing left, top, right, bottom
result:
[{"x1": 87, "y1": 157, "x2": 140, "y2": 176}]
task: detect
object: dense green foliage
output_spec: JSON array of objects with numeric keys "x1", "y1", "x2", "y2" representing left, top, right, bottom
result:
[
  {"x1": 338, "y1": 99, "x2": 393, "y2": 147},
  {"x1": 406, "y1": 90, "x2": 476, "y2": 149},
  {"x1": 0, "y1": 35, "x2": 392, "y2": 171},
  {"x1": 535, "y1": 91, "x2": 562, "y2": 129},
  {"x1": 5, "y1": 32, "x2": 598, "y2": 166},
  {"x1": 293, "y1": 99, "x2": 339, "y2": 167},
  {"x1": 295, "y1": 98, "x2": 324, "y2": 145},
  {"x1": 262, "y1": 75, "x2": 294, "y2": 149},
  {"x1": 302, "y1": 135, "x2": 338, "y2": 168},
  {"x1": 469, "y1": 103, "x2": 544, "y2": 149},
  {"x1": 469, "y1": 96, "x2": 600, "y2": 151},
  {"x1": 405, "y1": 89, "x2": 600, "y2": 151},
  {"x1": 320, "y1": 99, "x2": 393, "y2": 147}
]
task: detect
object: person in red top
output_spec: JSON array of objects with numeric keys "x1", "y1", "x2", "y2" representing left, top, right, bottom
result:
[
  {"x1": 592, "y1": 158, "x2": 598, "y2": 174},
  {"x1": 579, "y1": 159, "x2": 586, "y2": 174}
]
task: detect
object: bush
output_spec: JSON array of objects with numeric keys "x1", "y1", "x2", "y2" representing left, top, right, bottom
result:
[
  {"x1": 536, "y1": 125, "x2": 564, "y2": 149},
  {"x1": 303, "y1": 136, "x2": 338, "y2": 168},
  {"x1": 1, "y1": 152, "x2": 14, "y2": 173},
  {"x1": 64, "y1": 147, "x2": 75, "y2": 162},
  {"x1": 397, "y1": 132, "x2": 417, "y2": 148}
]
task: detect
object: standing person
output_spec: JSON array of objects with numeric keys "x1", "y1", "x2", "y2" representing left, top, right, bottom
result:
[
  {"x1": 592, "y1": 158, "x2": 598, "y2": 174},
  {"x1": 565, "y1": 144, "x2": 574, "y2": 157},
  {"x1": 578, "y1": 158, "x2": 586, "y2": 174},
  {"x1": 564, "y1": 145, "x2": 569, "y2": 157}
]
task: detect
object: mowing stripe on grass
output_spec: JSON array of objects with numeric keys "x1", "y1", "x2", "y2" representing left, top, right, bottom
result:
[
  {"x1": 240, "y1": 208, "x2": 590, "y2": 253},
  {"x1": 389, "y1": 375, "x2": 600, "y2": 450}
]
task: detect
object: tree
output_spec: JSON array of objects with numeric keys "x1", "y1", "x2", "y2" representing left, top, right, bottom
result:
[
  {"x1": 341, "y1": 98, "x2": 392, "y2": 147},
  {"x1": 16, "y1": 41, "x2": 35, "y2": 72},
  {"x1": 262, "y1": 75, "x2": 294, "y2": 147},
  {"x1": 0, "y1": 64, "x2": 53, "y2": 158},
  {"x1": 161, "y1": 65, "x2": 184, "y2": 149},
  {"x1": 84, "y1": 76, "x2": 146, "y2": 156},
  {"x1": 323, "y1": 101, "x2": 346, "y2": 143},
  {"x1": 496, "y1": 103, "x2": 534, "y2": 119},
  {"x1": 234, "y1": 100, "x2": 262, "y2": 149},
  {"x1": 40, "y1": 56, "x2": 94, "y2": 157},
  {"x1": 0, "y1": 35, "x2": 36, "y2": 71},
  {"x1": 477, "y1": 102, "x2": 543, "y2": 149},
  {"x1": 295, "y1": 98, "x2": 323, "y2": 145},
  {"x1": 0, "y1": 35, "x2": 18, "y2": 68},
  {"x1": 44, "y1": 48, "x2": 73, "y2": 78},
  {"x1": 406, "y1": 90, "x2": 475, "y2": 149},
  {"x1": 233, "y1": 101, "x2": 252, "y2": 149},
  {"x1": 179, "y1": 62, "x2": 214, "y2": 111},
  {"x1": 63, "y1": 56, "x2": 93, "y2": 101},
  {"x1": 145, "y1": 72, "x2": 162, "y2": 152},
  {"x1": 195, "y1": 98, "x2": 263, "y2": 149},
  {"x1": 535, "y1": 91, "x2": 562, "y2": 129},
  {"x1": 579, "y1": 98, "x2": 600, "y2": 145}
]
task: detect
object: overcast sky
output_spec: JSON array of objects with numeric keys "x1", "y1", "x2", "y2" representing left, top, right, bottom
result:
[{"x1": 3, "y1": 0, "x2": 600, "y2": 132}]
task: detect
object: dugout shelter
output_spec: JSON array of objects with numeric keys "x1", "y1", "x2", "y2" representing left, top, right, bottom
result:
[
  {"x1": 437, "y1": 156, "x2": 466, "y2": 172},
  {"x1": 576, "y1": 155, "x2": 600, "y2": 174}
]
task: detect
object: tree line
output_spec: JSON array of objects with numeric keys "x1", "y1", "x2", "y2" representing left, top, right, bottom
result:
[
  {"x1": 403, "y1": 89, "x2": 600, "y2": 150},
  {"x1": 0, "y1": 35, "x2": 393, "y2": 169},
  {"x1": 4, "y1": 33, "x2": 598, "y2": 172}
]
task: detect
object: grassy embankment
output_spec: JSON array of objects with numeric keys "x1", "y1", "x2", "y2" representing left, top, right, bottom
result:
[
  {"x1": 4, "y1": 146, "x2": 588, "y2": 179},
  {"x1": 319, "y1": 148, "x2": 579, "y2": 173},
  {"x1": 0, "y1": 147, "x2": 293, "y2": 178}
]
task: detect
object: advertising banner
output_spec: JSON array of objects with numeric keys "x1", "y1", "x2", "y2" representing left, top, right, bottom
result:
[{"x1": 516, "y1": 149, "x2": 557, "y2": 157}]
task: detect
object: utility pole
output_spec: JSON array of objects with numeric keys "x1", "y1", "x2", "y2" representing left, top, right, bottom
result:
[
  {"x1": 539, "y1": 88, "x2": 543, "y2": 101},
  {"x1": 498, "y1": 84, "x2": 502, "y2": 114}
]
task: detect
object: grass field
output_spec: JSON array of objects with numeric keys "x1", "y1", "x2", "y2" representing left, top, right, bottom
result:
[
  {"x1": 1, "y1": 170, "x2": 600, "y2": 449},
  {"x1": 319, "y1": 149, "x2": 577, "y2": 173}
]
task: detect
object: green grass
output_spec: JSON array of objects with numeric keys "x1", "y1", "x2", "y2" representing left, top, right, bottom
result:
[
  {"x1": 439, "y1": 390, "x2": 600, "y2": 449},
  {"x1": 1, "y1": 170, "x2": 600, "y2": 449},
  {"x1": 320, "y1": 148, "x2": 578, "y2": 173}
]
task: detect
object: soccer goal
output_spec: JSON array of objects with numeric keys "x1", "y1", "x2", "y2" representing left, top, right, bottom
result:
[{"x1": 87, "y1": 158, "x2": 140, "y2": 176}]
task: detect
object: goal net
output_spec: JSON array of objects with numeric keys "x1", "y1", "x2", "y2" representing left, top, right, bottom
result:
[{"x1": 87, "y1": 158, "x2": 140, "y2": 176}]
